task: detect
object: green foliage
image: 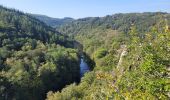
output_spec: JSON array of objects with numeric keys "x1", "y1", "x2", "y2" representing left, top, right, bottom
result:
[
  {"x1": 94, "y1": 48, "x2": 107, "y2": 59},
  {"x1": 1, "y1": 5, "x2": 170, "y2": 99},
  {"x1": 48, "y1": 15, "x2": 170, "y2": 99},
  {"x1": 0, "y1": 6, "x2": 80, "y2": 100},
  {"x1": 31, "y1": 14, "x2": 74, "y2": 28}
]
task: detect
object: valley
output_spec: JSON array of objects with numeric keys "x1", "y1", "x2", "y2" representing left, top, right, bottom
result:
[
  {"x1": 38, "y1": 12, "x2": 170, "y2": 100},
  {"x1": 0, "y1": 5, "x2": 170, "y2": 100}
]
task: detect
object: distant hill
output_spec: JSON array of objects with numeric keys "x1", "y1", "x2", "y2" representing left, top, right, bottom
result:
[
  {"x1": 59, "y1": 12, "x2": 170, "y2": 34},
  {"x1": 31, "y1": 14, "x2": 74, "y2": 28},
  {"x1": 57, "y1": 12, "x2": 170, "y2": 55}
]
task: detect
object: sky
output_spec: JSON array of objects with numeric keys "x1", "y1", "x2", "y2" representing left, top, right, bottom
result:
[{"x1": 0, "y1": 0, "x2": 170, "y2": 19}]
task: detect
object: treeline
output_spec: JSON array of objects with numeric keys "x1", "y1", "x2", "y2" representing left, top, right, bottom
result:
[
  {"x1": 31, "y1": 14, "x2": 74, "y2": 28},
  {"x1": 58, "y1": 12, "x2": 170, "y2": 33},
  {"x1": 0, "y1": 6, "x2": 80, "y2": 100}
]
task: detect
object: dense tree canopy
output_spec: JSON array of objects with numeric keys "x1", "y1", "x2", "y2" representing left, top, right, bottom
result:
[
  {"x1": 0, "y1": 6, "x2": 80, "y2": 100},
  {"x1": 46, "y1": 12, "x2": 170, "y2": 99},
  {"x1": 0, "y1": 5, "x2": 170, "y2": 100},
  {"x1": 31, "y1": 14, "x2": 74, "y2": 28}
]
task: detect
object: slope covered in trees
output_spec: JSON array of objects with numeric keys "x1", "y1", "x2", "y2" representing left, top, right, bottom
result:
[
  {"x1": 0, "y1": 6, "x2": 80, "y2": 100},
  {"x1": 31, "y1": 14, "x2": 74, "y2": 28},
  {"x1": 46, "y1": 13, "x2": 170, "y2": 99},
  {"x1": 1, "y1": 5, "x2": 170, "y2": 99},
  {"x1": 56, "y1": 12, "x2": 170, "y2": 69}
]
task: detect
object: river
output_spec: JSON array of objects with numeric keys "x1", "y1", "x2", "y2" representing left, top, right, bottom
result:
[{"x1": 80, "y1": 56, "x2": 89, "y2": 77}]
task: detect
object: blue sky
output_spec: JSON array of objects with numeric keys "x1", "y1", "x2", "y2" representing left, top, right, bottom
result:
[{"x1": 0, "y1": 0, "x2": 170, "y2": 18}]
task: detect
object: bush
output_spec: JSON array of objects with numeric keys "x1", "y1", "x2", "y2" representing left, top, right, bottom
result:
[{"x1": 94, "y1": 49, "x2": 107, "y2": 59}]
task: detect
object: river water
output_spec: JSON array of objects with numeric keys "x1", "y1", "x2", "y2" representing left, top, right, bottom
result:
[{"x1": 80, "y1": 56, "x2": 89, "y2": 77}]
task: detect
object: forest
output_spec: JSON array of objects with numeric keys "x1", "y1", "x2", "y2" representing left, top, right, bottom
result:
[
  {"x1": 0, "y1": 6, "x2": 80, "y2": 100},
  {"x1": 0, "y1": 5, "x2": 170, "y2": 100}
]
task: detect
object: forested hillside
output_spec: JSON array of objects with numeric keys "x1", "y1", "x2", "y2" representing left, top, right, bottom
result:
[
  {"x1": 31, "y1": 14, "x2": 74, "y2": 28},
  {"x1": 38, "y1": 12, "x2": 170, "y2": 62},
  {"x1": 0, "y1": 5, "x2": 170, "y2": 100},
  {"x1": 0, "y1": 6, "x2": 80, "y2": 100},
  {"x1": 46, "y1": 13, "x2": 170, "y2": 99},
  {"x1": 57, "y1": 12, "x2": 170, "y2": 69}
]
